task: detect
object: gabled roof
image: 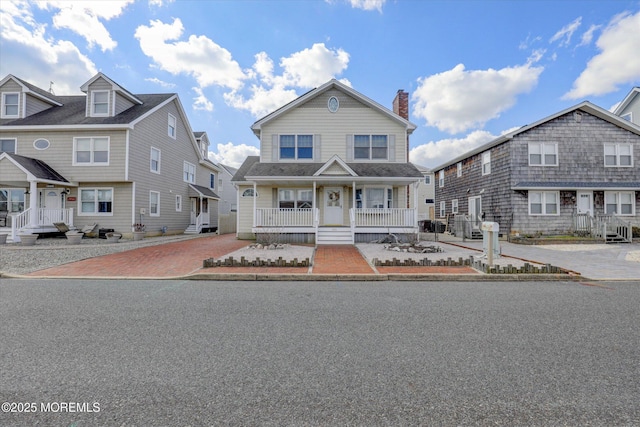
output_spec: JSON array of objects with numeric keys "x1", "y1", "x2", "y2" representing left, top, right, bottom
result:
[
  {"x1": 218, "y1": 163, "x2": 238, "y2": 177},
  {"x1": 314, "y1": 155, "x2": 357, "y2": 177},
  {"x1": 0, "y1": 93, "x2": 174, "y2": 127},
  {"x1": 0, "y1": 74, "x2": 62, "y2": 106},
  {"x1": 613, "y1": 87, "x2": 640, "y2": 116},
  {"x1": 0, "y1": 152, "x2": 70, "y2": 184},
  {"x1": 433, "y1": 101, "x2": 640, "y2": 171},
  {"x1": 250, "y1": 79, "x2": 417, "y2": 136},
  {"x1": 80, "y1": 72, "x2": 143, "y2": 105}
]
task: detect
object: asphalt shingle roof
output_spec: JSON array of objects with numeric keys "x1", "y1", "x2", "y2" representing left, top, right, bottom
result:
[
  {"x1": 2, "y1": 153, "x2": 70, "y2": 183},
  {"x1": 513, "y1": 181, "x2": 640, "y2": 189},
  {"x1": 0, "y1": 93, "x2": 173, "y2": 127}
]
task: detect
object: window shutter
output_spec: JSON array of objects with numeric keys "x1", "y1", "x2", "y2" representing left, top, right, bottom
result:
[
  {"x1": 346, "y1": 134, "x2": 353, "y2": 161},
  {"x1": 388, "y1": 134, "x2": 396, "y2": 161},
  {"x1": 314, "y1": 134, "x2": 321, "y2": 162},
  {"x1": 272, "y1": 135, "x2": 279, "y2": 161}
]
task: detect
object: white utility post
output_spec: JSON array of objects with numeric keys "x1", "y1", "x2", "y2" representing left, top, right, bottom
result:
[{"x1": 481, "y1": 221, "x2": 500, "y2": 266}]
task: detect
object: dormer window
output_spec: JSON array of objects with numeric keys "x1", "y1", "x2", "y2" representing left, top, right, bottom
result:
[
  {"x1": 91, "y1": 91, "x2": 109, "y2": 116},
  {"x1": 1, "y1": 93, "x2": 19, "y2": 118}
]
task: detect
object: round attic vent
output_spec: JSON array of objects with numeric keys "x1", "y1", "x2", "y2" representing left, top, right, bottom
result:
[{"x1": 34, "y1": 139, "x2": 50, "y2": 150}]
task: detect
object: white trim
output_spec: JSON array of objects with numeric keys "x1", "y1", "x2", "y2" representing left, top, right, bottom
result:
[
  {"x1": 90, "y1": 90, "x2": 110, "y2": 117},
  {"x1": 0, "y1": 137, "x2": 17, "y2": 154},
  {"x1": 125, "y1": 130, "x2": 130, "y2": 181},
  {"x1": 482, "y1": 151, "x2": 491, "y2": 175},
  {"x1": 528, "y1": 142, "x2": 558, "y2": 166},
  {"x1": 603, "y1": 143, "x2": 633, "y2": 167},
  {"x1": 149, "y1": 190, "x2": 160, "y2": 217},
  {"x1": 183, "y1": 161, "x2": 196, "y2": 183},
  {"x1": 456, "y1": 162, "x2": 462, "y2": 177},
  {"x1": 150, "y1": 147, "x2": 161, "y2": 174},
  {"x1": 438, "y1": 170, "x2": 444, "y2": 188},
  {"x1": 72, "y1": 136, "x2": 110, "y2": 166},
  {"x1": 168, "y1": 113, "x2": 177, "y2": 139},
  {"x1": 33, "y1": 138, "x2": 50, "y2": 150},
  {"x1": 528, "y1": 191, "x2": 560, "y2": 216},
  {"x1": 314, "y1": 154, "x2": 357, "y2": 177},
  {"x1": 451, "y1": 199, "x2": 458, "y2": 214},
  {"x1": 1, "y1": 92, "x2": 20, "y2": 118},
  {"x1": 175, "y1": 194, "x2": 182, "y2": 212},
  {"x1": 604, "y1": 191, "x2": 636, "y2": 216},
  {"x1": 78, "y1": 187, "x2": 114, "y2": 216}
]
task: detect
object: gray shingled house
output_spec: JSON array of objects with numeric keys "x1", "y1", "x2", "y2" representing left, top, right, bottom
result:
[
  {"x1": 232, "y1": 79, "x2": 423, "y2": 244},
  {"x1": 433, "y1": 101, "x2": 639, "y2": 243},
  {"x1": 0, "y1": 73, "x2": 219, "y2": 241}
]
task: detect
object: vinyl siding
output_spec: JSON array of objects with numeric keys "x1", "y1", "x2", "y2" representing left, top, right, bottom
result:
[
  {"x1": 260, "y1": 91, "x2": 408, "y2": 163},
  {"x1": 0, "y1": 129, "x2": 127, "y2": 181},
  {"x1": 86, "y1": 78, "x2": 112, "y2": 117},
  {"x1": 25, "y1": 94, "x2": 52, "y2": 117},
  {"x1": 0, "y1": 80, "x2": 23, "y2": 118},
  {"x1": 114, "y1": 92, "x2": 135, "y2": 115}
]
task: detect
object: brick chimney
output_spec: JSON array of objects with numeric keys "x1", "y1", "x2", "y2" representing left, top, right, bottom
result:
[{"x1": 393, "y1": 89, "x2": 409, "y2": 120}]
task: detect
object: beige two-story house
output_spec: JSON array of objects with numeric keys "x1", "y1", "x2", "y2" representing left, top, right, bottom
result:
[
  {"x1": 0, "y1": 73, "x2": 219, "y2": 241},
  {"x1": 232, "y1": 79, "x2": 423, "y2": 244}
]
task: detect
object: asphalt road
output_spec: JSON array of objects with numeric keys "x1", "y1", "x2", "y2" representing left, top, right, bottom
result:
[{"x1": 1, "y1": 279, "x2": 639, "y2": 426}]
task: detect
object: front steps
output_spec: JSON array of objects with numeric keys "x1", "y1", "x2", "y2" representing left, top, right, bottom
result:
[
  {"x1": 184, "y1": 224, "x2": 200, "y2": 234},
  {"x1": 317, "y1": 227, "x2": 352, "y2": 245}
]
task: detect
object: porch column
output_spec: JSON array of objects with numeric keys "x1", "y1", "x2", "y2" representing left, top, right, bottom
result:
[
  {"x1": 29, "y1": 181, "x2": 38, "y2": 228},
  {"x1": 252, "y1": 182, "x2": 257, "y2": 228},
  {"x1": 313, "y1": 181, "x2": 317, "y2": 228}
]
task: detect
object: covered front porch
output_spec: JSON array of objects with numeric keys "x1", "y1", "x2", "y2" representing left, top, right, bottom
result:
[
  {"x1": 249, "y1": 180, "x2": 420, "y2": 245},
  {"x1": 0, "y1": 152, "x2": 76, "y2": 242}
]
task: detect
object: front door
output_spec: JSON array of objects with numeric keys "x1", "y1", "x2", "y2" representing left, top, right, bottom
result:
[
  {"x1": 324, "y1": 187, "x2": 343, "y2": 225},
  {"x1": 468, "y1": 196, "x2": 482, "y2": 228},
  {"x1": 190, "y1": 199, "x2": 198, "y2": 225},
  {"x1": 42, "y1": 189, "x2": 65, "y2": 223},
  {"x1": 577, "y1": 191, "x2": 593, "y2": 215}
]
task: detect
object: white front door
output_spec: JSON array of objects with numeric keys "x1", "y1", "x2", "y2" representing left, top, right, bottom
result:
[
  {"x1": 324, "y1": 187, "x2": 343, "y2": 225},
  {"x1": 577, "y1": 191, "x2": 593, "y2": 215},
  {"x1": 468, "y1": 196, "x2": 482, "y2": 228},
  {"x1": 42, "y1": 189, "x2": 65, "y2": 223}
]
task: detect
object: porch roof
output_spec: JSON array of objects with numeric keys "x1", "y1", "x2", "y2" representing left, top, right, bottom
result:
[
  {"x1": 0, "y1": 152, "x2": 71, "y2": 184},
  {"x1": 188, "y1": 184, "x2": 219, "y2": 199},
  {"x1": 233, "y1": 156, "x2": 423, "y2": 185},
  {"x1": 512, "y1": 181, "x2": 640, "y2": 191}
]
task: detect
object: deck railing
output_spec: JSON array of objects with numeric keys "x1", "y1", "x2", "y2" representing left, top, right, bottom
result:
[
  {"x1": 38, "y1": 208, "x2": 74, "y2": 226},
  {"x1": 351, "y1": 208, "x2": 417, "y2": 227},
  {"x1": 256, "y1": 208, "x2": 315, "y2": 227}
]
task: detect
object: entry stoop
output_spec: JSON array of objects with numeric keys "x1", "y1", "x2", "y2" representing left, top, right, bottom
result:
[{"x1": 317, "y1": 227, "x2": 353, "y2": 245}]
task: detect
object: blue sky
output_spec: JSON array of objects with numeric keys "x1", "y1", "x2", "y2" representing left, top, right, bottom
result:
[{"x1": 2, "y1": 0, "x2": 639, "y2": 169}]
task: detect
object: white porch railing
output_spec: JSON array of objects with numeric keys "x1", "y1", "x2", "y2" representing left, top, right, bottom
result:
[
  {"x1": 256, "y1": 208, "x2": 314, "y2": 227},
  {"x1": 351, "y1": 208, "x2": 417, "y2": 227},
  {"x1": 9, "y1": 208, "x2": 74, "y2": 242}
]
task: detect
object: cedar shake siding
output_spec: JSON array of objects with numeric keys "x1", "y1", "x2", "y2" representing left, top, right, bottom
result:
[{"x1": 435, "y1": 103, "x2": 640, "y2": 238}]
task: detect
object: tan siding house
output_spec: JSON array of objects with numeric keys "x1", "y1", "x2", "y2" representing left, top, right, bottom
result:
[
  {"x1": 233, "y1": 79, "x2": 423, "y2": 244},
  {"x1": 0, "y1": 73, "x2": 219, "y2": 241}
]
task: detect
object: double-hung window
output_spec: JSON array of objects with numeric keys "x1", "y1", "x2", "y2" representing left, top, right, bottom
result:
[
  {"x1": 0, "y1": 189, "x2": 25, "y2": 212},
  {"x1": 529, "y1": 191, "x2": 559, "y2": 215},
  {"x1": 355, "y1": 187, "x2": 393, "y2": 209},
  {"x1": 150, "y1": 191, "x2": 160, "y2": 216},
  {"x1": 1, "y1": 93, "x2": 19, "y2": 118},
  {"x1": 440, "y1": 201, "x2": 446, "y2": 217},
  {"x1": 457, "y1": 162, "x2": 462, "y2": 177},
  {"x1": 91, "y1": 91, "x2": 109, "y2": 116},
  {"x1": 168, "y1": 114, "x2": 177, "y2": 139},
  {"x1": 278, "y1": 189, "x2": 313, "y2": 209},
  {"x1": 183, "y1": 161, "x2": 195, "y2": 183},
  {"x1": 604, "y1": 144, "x2": 633, "y2": 167},
  {"x1": 80, "y1": 188, "x2": 113, "y2": 215},
  {"x1": 279, "y1": 135, "x2": 313, "y2": 160},
  {"x1": 529, "y1": 143, "x2": 558, "y2": 166},
  {"x1": 74, "y1": 137, "x2": 109, "y2": 165},
  {"x1": 354, "y1": 135, "x2": 388, "y2": 160},
  {"x1": 438, "y1": 170, "x2": 444, "y2": 188},
  {"x1": 482, "y1": 152, "x2": 491, "y2": 175},
  {"x1": 1, "y1": 138, "x2": 17, "y2": 153},
  {"x1": 605, "y1": 191, "x2": 635, "y2": 215},
  {"x1": 210, "y1": 173, "x2": 216, "y2": 189},
  {"x1": 150, "y1": 147, "x2": 161, "y2": 173},
  {"x1": 451, "y1": 199, "x2": 459, "y2": 214}
]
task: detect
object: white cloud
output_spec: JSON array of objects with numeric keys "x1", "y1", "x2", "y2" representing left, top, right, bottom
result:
[
  {"x1": 577, "y1": 24, "x2": 601, "y2": 47},
  {"x1": 224, "y1": 44, "x2": 350, "y2": 118},
  {"x1": 550, "y1": 17, "x2": 582, "y2": 47},
  {"x1": 134, "y1": 18, "x2": 247, "y2": 90},
  {"x1": 193, "y1": 87, "x2": 214, "y2": 112},
  {"x1": 209, "y1": 142, "x2": 260, "y2": 169},
  {"x1": 410, "y1": 130, "x2": 497, "y2": 168},
  {"x1": 348, "y1": 0, "x2": 385, "y2": 12},
  {"x1": 412, "y1": 63, "x2": 543, "y2": 134},
  {"x1": 145, "y1": 77, "x2": 175, "y2": 88},
  {"x1": 0, "y1": 0, "x2": 96, "y2": 94},
  {"x1": 563, "y1": 11, "x2": 640, "y2": 99},
  {"x1": 38, "y1": 0, "x2": 134, "y2": 52},
  {"x1": 149, "y1": 0, "x2": 174, "y2": 6}
]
